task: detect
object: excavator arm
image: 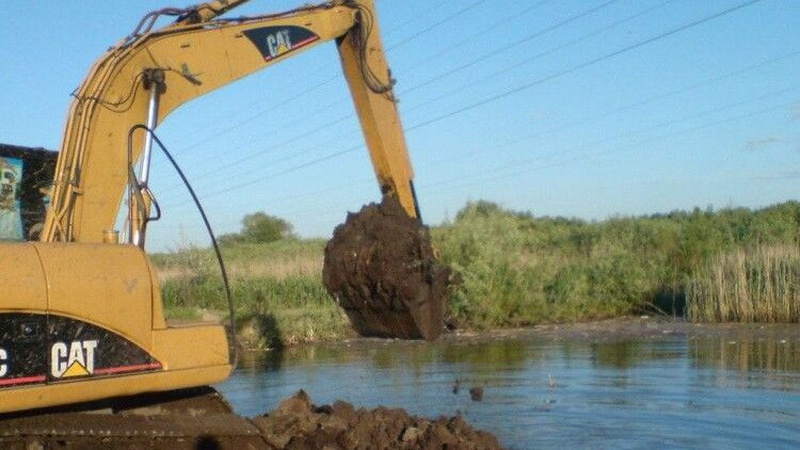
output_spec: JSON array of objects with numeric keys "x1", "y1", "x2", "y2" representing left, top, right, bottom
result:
[{"x1": 42, "y1": 0, "x2": 418, "y2": 245}]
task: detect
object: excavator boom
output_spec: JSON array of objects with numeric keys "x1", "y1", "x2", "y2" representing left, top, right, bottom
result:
[{"x1": 42, "y1": 0, "x2": 417, "y2": 245}]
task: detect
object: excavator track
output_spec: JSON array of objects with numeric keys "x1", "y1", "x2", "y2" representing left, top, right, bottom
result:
[{"x1": 0, "y1": 387, "x2": 269, "y2": 450}]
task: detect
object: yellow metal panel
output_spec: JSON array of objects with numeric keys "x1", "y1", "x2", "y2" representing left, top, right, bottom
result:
[
  {"x1": 151, "y1": 326, "x2": 230, "y2": 371},
  {"x1": 148, "y1": 261, "x2": 168, "y2": 330},
  {"x1": 0, "y1": 242, "x2": 47, "y2": 311},
  {"x1": 34, "y1": 243, "x2": 155, "y2": 351}
]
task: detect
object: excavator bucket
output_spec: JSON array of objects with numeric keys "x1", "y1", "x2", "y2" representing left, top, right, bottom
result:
[{"x1": 322, "y1": 197, "x2": 450, "y2": 340}]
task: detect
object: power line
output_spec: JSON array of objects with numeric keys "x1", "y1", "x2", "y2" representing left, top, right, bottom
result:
[
  {"x1": 406, "y1": 0, "x2": 764, "y2": 132},
  {"x1": 298, "y1": 62, "x2": 800, "y2": 213},
  {"x1": 156, "y1": 93, "x2": 797, "y2": 240},
  {"x1": 161, "y1": 0, "x2": 632, "y2": 194},
  {"x1": 387, "y1": 0, "x2": 488, "y2": 51},
  {"x1": 160, "y1": 142, "x2": 365, "y2": 210},
  {"x1": 474, "y1": 99, "x2": 799, "y2": 189},
  {"x1": 399, "y1": 0, "x2": 552, "y2": 72},
  {"x1": 170, "y1": 85, "x2": 799, "y2": 220},
  {"x1": 402, "y1": 0, "x2": 623, "y2": 96},
  {"x1": 173, "y1": 75, "x2": 341, "y2": 157},
  {"x1": 172, "y1": 109, "x2": 354, "y2": 187},
  {"x1": 422, "y1": 88, "x2": 799, "y2": 192},
  {"x1": 184, "y1": 0, "x2": 620, "y2": 179},
  {"x1": 421, "y1": 49, "x2": 800, "y2": 169},
  {"x1": 401, "y1": 0, "x2": 677, "y2": 111},
  {"x1": 160, "y1": 0, "x2": 767, "y2": 209},
  {"x1": 177, "y1": 99, "x2": 799, "y2": 226},
  {"x1": 382, "y1": 0, "x2": 449, "y2": 42},
  {"x1": 159, "y1": 0, "x2": 641, "y2": 186}
]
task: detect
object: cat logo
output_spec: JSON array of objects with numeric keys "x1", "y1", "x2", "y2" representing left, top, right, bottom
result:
[
  {"x1": 243, "y1": 26, "x2": 320, "y2": 62},
  {"x1": 51, "y1": 340, "x2": 98, "y2": 378},
  {"x1": 266, "y1": 29, "x2": 292, "y2": 60}
]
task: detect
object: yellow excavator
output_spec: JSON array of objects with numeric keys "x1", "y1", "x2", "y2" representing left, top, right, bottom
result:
[{"x1": 0, "y1": 0, "x2": 430, "y2": 414}]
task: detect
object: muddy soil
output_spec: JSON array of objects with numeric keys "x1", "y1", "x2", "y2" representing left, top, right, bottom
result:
[
  {"x1": 251, "y1": 390, "x2": 502, "y2": 450},
  {"x1": 323, "y1": 197, "x2": 450, "y2": 340},
  {"x1": 1, "y1": 389, "x2": 502, "y2": 450}
]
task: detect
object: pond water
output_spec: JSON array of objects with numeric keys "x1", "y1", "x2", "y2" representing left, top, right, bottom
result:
[{"x1": 217, "y1": 326, "x2": 800, "y2": 449}]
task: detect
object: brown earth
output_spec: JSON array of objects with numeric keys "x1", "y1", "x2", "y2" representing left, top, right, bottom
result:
[
  {"x1": 251, "y1": 389, "x2": 502, "y2": 450},
  {"x1": 0, "y1": 388, "x2": 503, "y2": 450},
  {"x1": 322, "y1": 197, "x2": 450, "y2": 340}
]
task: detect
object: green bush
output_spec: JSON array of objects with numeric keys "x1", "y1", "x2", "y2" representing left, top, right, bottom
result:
[
  {"x1": 218, "y1": 211, "x2": 295, "y2": 244},
  {"x1": 434, "y1": 200, "x2": 799, "y2": 328}
]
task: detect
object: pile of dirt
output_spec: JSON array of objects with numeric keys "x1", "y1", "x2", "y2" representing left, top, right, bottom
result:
[
  {"x1": 323, "y1": 197, "x2": 450, "y2": 340},
  {"x1": 252, "y1": 390, "x2": 503, "y2": 450}
]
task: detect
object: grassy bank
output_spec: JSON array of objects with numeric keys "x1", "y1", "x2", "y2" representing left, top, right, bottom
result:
[
  {"x1": 153, "y1": 201, "x2": 800, "y2": 346},
  {"x1": 152, "y1": 239, "x2": 351, "y2": 348}
]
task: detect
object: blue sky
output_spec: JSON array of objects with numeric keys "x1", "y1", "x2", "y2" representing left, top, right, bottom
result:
[{"x1": 1, "y1": 0, "x2": 798, "y2": 252}]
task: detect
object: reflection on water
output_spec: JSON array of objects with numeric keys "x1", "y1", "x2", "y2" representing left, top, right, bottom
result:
[
  {"x1": 690, "y1": 337, "x2": 800, "y2": 393},
  {"x1": 691, "y1": 336, "x2": 799, "y2": 372},
  {"x1": 219, "y1": 329, "x2": 800, "y2": 450}
]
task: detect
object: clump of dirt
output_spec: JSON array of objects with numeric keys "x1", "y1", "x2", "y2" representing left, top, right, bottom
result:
[
  {"x1": 252, "y1": 390, "x2": 503, "y2": 450},
  {"x1": 323, "y1": 196, "x2": 450, "y2": 340}
]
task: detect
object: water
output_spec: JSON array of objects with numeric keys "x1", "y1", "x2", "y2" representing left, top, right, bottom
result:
[{"x1": 218, "y1": 329, "x2": 800, "y2": 449}]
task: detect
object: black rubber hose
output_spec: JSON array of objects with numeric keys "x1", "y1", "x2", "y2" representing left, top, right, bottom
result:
[{"x1": 128, "y1": 124, "x2": 239, "y2": 370}]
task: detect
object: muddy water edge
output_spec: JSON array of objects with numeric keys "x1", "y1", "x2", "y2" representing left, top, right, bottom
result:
[{"x1": 219, "y1": 317, "x2": 800, "y2": 450}]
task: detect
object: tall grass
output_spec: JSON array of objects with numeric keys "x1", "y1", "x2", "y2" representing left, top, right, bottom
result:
[
  {"x1": 153, "y1": 200, "x2": 800, "y2": 344},
  {"x1": 153, "y1": 239, "x2": 325, "y2": 281},
  {"x1": 687, "y1": 245, "x2": 800, "y2": 323},
  {"x1": 153, "y1": 239, "x2": 350, "y2": 348}
]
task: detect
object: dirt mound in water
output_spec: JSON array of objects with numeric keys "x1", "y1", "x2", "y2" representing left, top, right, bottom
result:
[
  {"x1": 252, "y1": 390, "x2": 503, "y2": 450},
  {"x1": 322, "y1": 197, "x2": 450, "y2": 340}
]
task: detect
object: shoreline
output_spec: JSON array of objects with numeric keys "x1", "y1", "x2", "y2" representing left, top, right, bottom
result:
[
  {"x1": 443, "y1": 316, "x2": 800, "y2": 343},
  {"x1": 304, "y1": 316, "x2": 800, "y2": 350}
]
